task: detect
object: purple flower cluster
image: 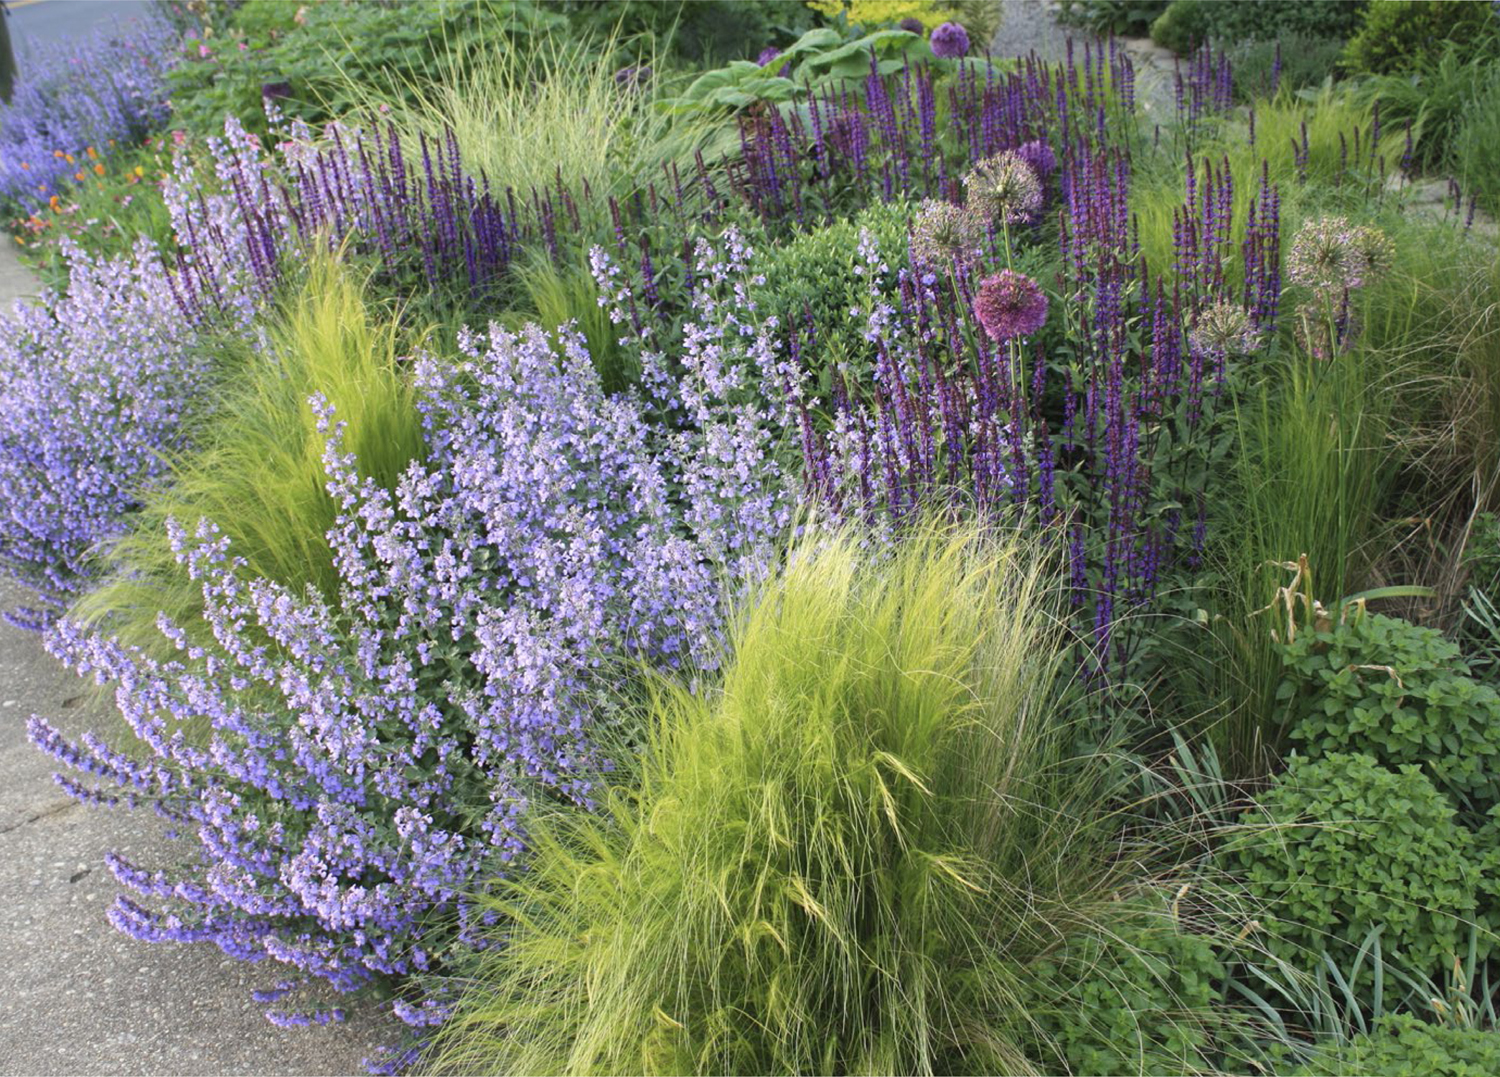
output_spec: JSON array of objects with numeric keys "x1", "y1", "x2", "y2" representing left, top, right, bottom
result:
[
  {"x1": 929, "y1": 22, "x2": 971, "y2": 59},
  {"x1": 0, "y1": 240, "x2": 222, "y2": 628},
  {"x1": 0, "y1": 16, "x2": 174, "y2": 211},
  {"x1": 793, "y1": 152, "x2": 1282, "y2": 674},
  {"x1": 30, "y1": 230, "x2": 793, "y2": 1020},
  {"x1": 973, "y1": 270, "x2": 1048, "y2": 342}
]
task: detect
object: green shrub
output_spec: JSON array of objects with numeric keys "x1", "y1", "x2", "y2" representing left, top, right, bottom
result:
[
  {"x1": 1278, "y1": 612, "x2": 1500, "y2": 815},
  {"x1": 1022, "y1": 904, "x2": 1225, "y2": 1076},
  {"x1": 1233, "y1": 753, "x2": 1479, "y2": 982},
  {"x1": 428, "y1": 524, "x2": 1208, "y2": 1075},
  {"x1": 1150, "y1": 0, "x2": 1210, "y2": 54},
  {"x1": 1341, "y1": 0, "x2": 1499, "y2": 76},
  {"x1": 1152, "y1": 0, "x2": 1367, "y2": 55},
  {"x1": 1286, "y1": 1013, "x2": 1500, "y2": 1076},
  {"x1": 1054, "y1": 0, "x2": 1170, "y2": 36},
  {"x1": 75, "y1": 252, "x2": 426, "y2": 654},
  {"x1": 750, "y1": 200, "x2": 912, "y2": 379}
]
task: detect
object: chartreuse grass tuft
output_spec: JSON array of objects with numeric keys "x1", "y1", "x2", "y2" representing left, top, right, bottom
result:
[
  {"x1": 428, "y1": 521, "x2": 1222, "y2": 1076},
  {"x1": 75, "y1": 250, "x2": 427, "y2": 654}
]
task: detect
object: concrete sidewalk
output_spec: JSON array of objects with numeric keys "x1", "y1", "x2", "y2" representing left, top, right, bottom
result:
[{"x1": 0, "y1": 245, "x2": 391, "y2": 1074}]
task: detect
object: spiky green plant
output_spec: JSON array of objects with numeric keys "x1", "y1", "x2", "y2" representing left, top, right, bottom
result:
[
  {"x1": 339, "y1": 32, "x2": 732, "y2": 207},
  {"x1": 428, "y1": 523, "x2": 1223, "y2": 1076},
  {"x1": 75, "y1": 250, "x2": 427, "y2": 654}
]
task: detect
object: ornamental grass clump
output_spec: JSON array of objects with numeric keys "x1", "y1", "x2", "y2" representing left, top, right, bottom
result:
[
  {"x1": 73, "y1": 252, "x2": 427, "y2": 655},
  {"x1": 428, "y1": 524, "x2": 1218, "y2": 1075}
]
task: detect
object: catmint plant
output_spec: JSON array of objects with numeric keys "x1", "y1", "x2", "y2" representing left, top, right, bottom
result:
[
  {"x1": 0, "y1": 239, "x2": 220, "y2": 628},
  {"x1": 30, "y1": 230, "x2": 793, "y2": 1024}
]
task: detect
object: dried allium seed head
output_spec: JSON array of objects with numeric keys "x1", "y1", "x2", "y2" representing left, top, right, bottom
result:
[
  {"x1": 965, "y1": 151, "x2": 1044, "y2": 226},
  {"x1": 1287, "y1": 216, "x2": 1393, "y2": 293},
  {"x1": 1189, "y1": 301, "x2": 1259, "y2": 356},
  {"x1": 910, "y1": 199, "x2": 984, "y2": 266}
]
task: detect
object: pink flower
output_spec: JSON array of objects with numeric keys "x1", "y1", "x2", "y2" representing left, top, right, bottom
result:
[{"x1": 973, "y1": 270, "x2": 1048, "y2": 343}]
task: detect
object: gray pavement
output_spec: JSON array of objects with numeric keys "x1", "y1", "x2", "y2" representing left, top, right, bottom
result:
[
  {"x1": 6, "y1": 0, "x2": 154, "y2": 51},
  {"x1": 0, "y1": 246, "x2": 391, "y2": 1074}
]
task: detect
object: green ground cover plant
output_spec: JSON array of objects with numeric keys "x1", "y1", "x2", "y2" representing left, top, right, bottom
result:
[
  {"x1": 1286, "y1": 1013, "x2": 1500, "y2": 1075},
  {"x1": 1232, "y1": 752, "x2": 1484, "y2": 991},
  {"x1": 1279, "y1": 611, "x2": 1500, "y2": 817}
]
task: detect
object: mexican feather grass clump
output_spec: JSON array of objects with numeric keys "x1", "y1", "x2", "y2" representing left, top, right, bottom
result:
[
  {"x1": 75, "y1": 250, "x2": 426, "y2": 653},
  {"x1": 429, "y1": 524, "x2": 1217, "y2": 1076}
]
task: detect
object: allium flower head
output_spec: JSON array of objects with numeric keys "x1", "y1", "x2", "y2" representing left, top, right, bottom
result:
[
  {"x1": 910, "y1": 199, "x2": 984, "y2": 266},
  {"x1": 973, "y1": 270, "x2": 1049, "y2": 342},
  {"x1": 930, "y1": 21, "x2": 971, "y2": 59},
  {"x1": 898, "y1": 17, "x2": 924, "y2": 34},
  {"x1": 1015, "y1": 138, "x2": 1057, "y2": 180},
  {"x1": 965, "y1": 151, "x2": 1044, "y2": 225},
  {"x1": 1189, "y1": 301, "x2": 1259, "y2": 355},
  {"x1": 1287, "y1": 216, "x2": 1393, "y2": 292},
  {"x1": 757, "y1": 46, "x2": 782, "y2": 66}
]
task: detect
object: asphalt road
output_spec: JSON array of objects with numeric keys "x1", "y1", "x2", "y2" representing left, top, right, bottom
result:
[
  {"x1": 6, "y1": 0, "x2": 154, "y2": 51},
  {"x1": 0, "y1": 247, "x2": 390, "y2": 1075}
]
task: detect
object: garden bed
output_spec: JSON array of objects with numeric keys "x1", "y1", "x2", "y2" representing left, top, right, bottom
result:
[{"x1": 3, "y1": 1, "x2": 1500, "y2": 1074}]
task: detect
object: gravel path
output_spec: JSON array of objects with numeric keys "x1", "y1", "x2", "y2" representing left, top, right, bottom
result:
[
  {"x1": 989, "y1": 0, "x2": 1081, "y2": 61},
  {"x1": 0, "y1": 246, "x2": 391, "y2": 1074}
]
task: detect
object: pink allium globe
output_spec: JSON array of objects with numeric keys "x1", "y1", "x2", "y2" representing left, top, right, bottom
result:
[
  {"x1": 930, "y1": 21, "x2": 971, "y2": 59},
  {"x1": 973, "y1": 270, "x2": 1049, "y2": 343}
]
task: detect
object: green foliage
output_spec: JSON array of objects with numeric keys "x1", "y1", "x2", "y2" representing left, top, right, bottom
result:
[
  {"x1": 1460, "y1": 515, "x2": 1500, "y2": 679},
  {"x1": 1279, "y1": 611, "x2": 1500, "y2": 816},
  {"x1": 750, "y1": 200, "x2": 912, "y2": 377},
  {"x1": 1152, "y1": 0, "x2": 1367, "y2": 55},
  {"x1": 664, "y1": 25, "x2": 941, "y2": 114},
  {"x1": 553, "y1": 0, "x2": 820, "y2": 66},
  {"x1": 1192, "y1": 336, "x2": 1393, "y2": 774},
  {"x1": 1149, "y1": 0, "x2": 1211, "y2": 54},
  {"x1": 75, "y1": 252, "x2": 426, "y2": 653},
  {"x1": 1286, "y1": 1013, "x2": 1500, "y2": 1076},
  {"x1": 1227, "y1": 34, "x2": 1348, "y2": 102},
  {"x1": 1359, "y1": 46, "x2": 1500, "y2": 174},
  {"x1": 1022, "y1": 904, "x2": 1225, "y2": 1076},
  {"x1": 1341, "y1": 0, "x2": 1499, "y2": 77},
  {"x1": 1456, "y1": 65, "x2": 1500, "y2": 217},
  {"x1": 429, "y1": 523, "x2": 1200, "y2": 1075},
  {"x1": 1054, "y1": 0, "x2": 1170, "y2": 37},
  {"x1": 1233, "y1": 753, "x2": 1480, "y2": 983},
  {"x1": 165, "y1": 0, "x2": 558, "y2": 140}
]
